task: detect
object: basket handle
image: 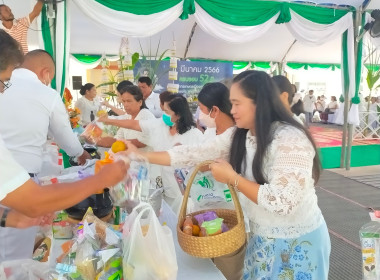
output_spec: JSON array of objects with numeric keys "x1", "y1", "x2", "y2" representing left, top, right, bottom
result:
[{"x1": 178, "y1": 160, "x2": 245, "y2": 226}]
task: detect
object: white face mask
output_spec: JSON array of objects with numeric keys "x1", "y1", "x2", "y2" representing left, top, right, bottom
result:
[{"x1": 199, "y1": 109, "x2": 216, "y2": 128}]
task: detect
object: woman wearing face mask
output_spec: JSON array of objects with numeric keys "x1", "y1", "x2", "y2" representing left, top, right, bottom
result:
[
  {"x1": 125, "y1": 82, "x2": 236, "y2": 165},
  {"x1": 98, "y1": 93, "x2": 204, "y2": 206},
  {"x1": 75, "y1": 83, "x2": 101, "y2": 127},
  {"x1": 197, "y1": 82, "x2": 235, "y2": 141}
]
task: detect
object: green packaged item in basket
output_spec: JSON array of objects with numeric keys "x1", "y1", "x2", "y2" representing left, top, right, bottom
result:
[{"x1": 201, "y1": 218, "x2": 224, "y2": 236}]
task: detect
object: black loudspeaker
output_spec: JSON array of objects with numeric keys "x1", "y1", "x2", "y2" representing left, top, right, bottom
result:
[{"x1": 72, "y1": 76, "x2": 83, "y2": 90}]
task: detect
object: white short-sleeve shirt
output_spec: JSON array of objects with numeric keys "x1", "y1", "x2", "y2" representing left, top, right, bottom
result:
[
  {"x1": 144, "y1": 92, "x2": 163, "y2": 118},
  {"x1": 0, "y1": 136, "x2": 30, "y2": 201},
  {"x1": 0, "y1": 69, "x2": 83, "y2": 173},
  {"x1": 114, "y1": 109, "x2": 155, "y2": 150}
]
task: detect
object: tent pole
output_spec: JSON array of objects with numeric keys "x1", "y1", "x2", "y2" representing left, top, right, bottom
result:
[
  {"x1": 291, "y1": 2, "x2": 354, "y2": 11},
  {"x1": 346, "y1": 9, "x2": 363, "y2": 170},
  {"x1": 281, "y1": 39, "x2": 297, "y2": 74},
  {"x1": 183, "y1": 22, "x2": 197, "y2": 59}
]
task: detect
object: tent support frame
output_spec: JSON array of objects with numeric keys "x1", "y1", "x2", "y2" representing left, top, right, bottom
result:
[
  {"x1": 343, "y1": 1, "x2": 370, "y2": 170},
  {"x1": 184, "y1": 22, "x2": 197, "y2": 59}
]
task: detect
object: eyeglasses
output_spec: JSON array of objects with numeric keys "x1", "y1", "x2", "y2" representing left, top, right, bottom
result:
[{"x1": 0, "y1": 80, "x2": 12, "y2": 93}]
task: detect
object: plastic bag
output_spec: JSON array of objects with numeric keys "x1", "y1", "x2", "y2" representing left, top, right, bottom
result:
[
  {"x1": 0, "y1": 259, "x2": 51, "y2": 280},
  {"x1": 52, "y1": 208, "x2": 123, "y2": 280},
  {"x1": 122, "y1": 203, "x2": 178, "y2": 280},
  {"x1": 80, "y1": 121, "x2": 105, "y2": 144},
  {"x1": 39, "y1": 141, "x2": 64, "y2": 178},
  {"x1": 109, "y1": 155, "x2": 152, "y2": 209},
  {"x1": 185, "y1": 171, "x2": 234, "y2": 211}
]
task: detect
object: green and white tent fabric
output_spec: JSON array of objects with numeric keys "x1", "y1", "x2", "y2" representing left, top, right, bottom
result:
[
  {"x1": 11, "y1": 0, "x2": 380, "y2": 123},
  {"x1": 70, "y1": 0, "x2": 357, "y2": 123}
]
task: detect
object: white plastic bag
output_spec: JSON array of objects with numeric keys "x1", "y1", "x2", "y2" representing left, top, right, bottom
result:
[
  {"x1": 123, "y1": 203, "x2": 178, "y2": 280},
  {"x1": 0, "y1": 259, "x2": 51, "y2": 280},
  {"x1": 185, "y1": 171, "x2": 234, "y2": 211},
  {"x1": 39, "y1": 142, "x2": 64, "y2": 178}
]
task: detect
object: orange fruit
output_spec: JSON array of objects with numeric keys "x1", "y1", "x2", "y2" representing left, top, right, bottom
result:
[
  {"x1": 192, "y1": 225, "x2": 200, "y2": 236},
  {"x1": 97, "y1": 110, "x2": 107, "y2": 117},
  {"x1": 111, "y1": 140, "x2": 127, "y2": 153}
]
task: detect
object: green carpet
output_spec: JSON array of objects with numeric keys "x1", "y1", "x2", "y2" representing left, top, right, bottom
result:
[{"x1": 319, "y1": 144, "x2": 380, "y2": 169}]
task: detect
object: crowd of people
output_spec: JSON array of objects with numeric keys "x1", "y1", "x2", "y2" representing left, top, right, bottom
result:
[{"x1": 0, "y1": 2, "x2": 334, "y2": 278}]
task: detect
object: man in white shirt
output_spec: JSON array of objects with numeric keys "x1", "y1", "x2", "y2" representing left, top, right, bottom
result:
[
  {"x1": 0, "y1": 49, "x2": 90, "y2": 261},
  {"x1": 0, "y1": 49, "x2": 90, "y2": 174},
  {"x1": 138, "y1": 76, "x2": 163, "y2": 118},
  {"x1": 0, "y1": 32, "x2": 128, "y2": 264},
  {"x1": 303, "y1": 89, "x2": 317, "y2": 128}
]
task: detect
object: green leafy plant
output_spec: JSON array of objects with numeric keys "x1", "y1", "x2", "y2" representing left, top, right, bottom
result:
[
  {"x1": 135, "y1": 38, "x2": 169, "y2": 89},
  {"x1": 365, "y1": 44, "x2": 380, "y2": 111},
  {"x1": 96, "y1": 52, "x2": 139, "y2": 103}
]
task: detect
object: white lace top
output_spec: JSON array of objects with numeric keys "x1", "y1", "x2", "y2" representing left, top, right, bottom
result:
[{"x1": 168, "y1": 123, "x2": 324, "y2": 238}]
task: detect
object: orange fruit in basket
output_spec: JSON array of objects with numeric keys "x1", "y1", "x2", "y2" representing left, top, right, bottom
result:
[
  {"x1": 192, "y1": 225, "x2": 200, "y2": 236},
  {"x1": 111, "y1": 140, "x2": 127, "y2": 153}
]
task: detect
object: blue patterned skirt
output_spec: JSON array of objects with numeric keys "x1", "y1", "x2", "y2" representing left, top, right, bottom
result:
[{"x1": 243, "y1": 221, "x2": 331, "y2": 280}]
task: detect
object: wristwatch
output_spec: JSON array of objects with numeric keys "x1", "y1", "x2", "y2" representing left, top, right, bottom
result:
[{"x1": 0, "y1": 208, "x2": 10, "y2": 227}]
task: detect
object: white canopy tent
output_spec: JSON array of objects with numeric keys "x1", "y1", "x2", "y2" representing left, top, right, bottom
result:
[
  {"x1": 2, "y1": 0, "x2": 380, "y2": 170},
  {"x1": 5, "y1": 0, "x2": 378, "y2": 62}
]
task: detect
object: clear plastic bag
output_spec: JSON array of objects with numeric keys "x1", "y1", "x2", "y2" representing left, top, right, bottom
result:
[
  {"x1": 122, "y1": 203, "x2": 178, "y2": 280},
  {"x1": 109, "y1": 154, "x2": 153, "y2": 210},
  {"x1": 80, "y1": 121, "x2": 105, "y2": 144}
]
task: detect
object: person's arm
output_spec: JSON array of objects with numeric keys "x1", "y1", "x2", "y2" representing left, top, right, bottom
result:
[
  {"x1": 1, "y1": 161, "x2": 128, "y2": 217},
  {"x1": 125, "y1": 127, "x2": 233, "y2": 167},
  {"x1": 97, "y1": 136, "x2": 116, "y2": 148},
  {"x1": 29, "y1": 0, "x2": 44, "y2": 22},
  {"x1": 0, "y1": 208, "x2": 52, "y2": 228},
  {"x1": 49, "y1": 95, "x2": 89, "y2": 164},
  {"x1": 129, "y1": 139, "x2": 147, "y2": 149},
  {"x1": 210, "y1": 159, "x2": 260, "y2": 203},
  {"x1": 102, "y1": 101, "x2": 125, "y2": 116},
  {"x1": 98, "y1": 114, "x2": 142, "y2": 131},
  {"x1": 210, "y1": 126, "x2": 315, "y2": 215}
]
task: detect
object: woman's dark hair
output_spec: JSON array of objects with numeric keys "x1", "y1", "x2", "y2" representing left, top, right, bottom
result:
[
  {"x1": 79, "y1": 83, "x2": 95, "y2": 96},
  {"x1": 229, "y1": 70, "x2": 321, "y2": 184},
  {"x1": 159, "y1": 91, "x2": 172, "y2": 105},
  {"x1": 119, "y1": 85, "x2": 147, "y2": 110},
  {"x1": 165, "y1": 94, "x2": 195, "y2": 134},
  {"x1": 331, "y1": 96, "x2": 337, "y2": 102},
  {"x1": 116, "y1": 80, "x2": 133, "y2": 92},
  {"x1": 0, "y1": 30, "x2": 24, "y2": 71},
  {"x1": 198, "y1": 82, "x2": 233, "y2": 120},
  {"x1": 291, "y1": 99, "x2": 304, "y2": 116},
  {"x1": 272, "y1": 75, "x2": 295, "y2": 105}
]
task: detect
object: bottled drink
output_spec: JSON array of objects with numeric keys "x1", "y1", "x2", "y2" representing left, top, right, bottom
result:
[
  {"x1": 360, "y1": 221, "x2": 380, "y2": 280},
  {"x1": 183, "y1": 216, "x2": 193, "y2": 235},
  {"x1": 90, "y1": 110, "x2": 95, "y2": 122}
]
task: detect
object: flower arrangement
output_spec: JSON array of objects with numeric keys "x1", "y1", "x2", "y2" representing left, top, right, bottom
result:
[{"x1": 63, "y1": 88, "x2": 81, "y2": 129}]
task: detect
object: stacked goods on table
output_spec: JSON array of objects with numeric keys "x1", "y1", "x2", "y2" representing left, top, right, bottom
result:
[{"x1": 50, "y1": 208, "x2": 124, "y2": 280}]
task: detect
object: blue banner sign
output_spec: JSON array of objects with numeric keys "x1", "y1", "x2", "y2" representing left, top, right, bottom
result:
[{"x1": 134, "y1": 60, "x2": 233, "y2": 97}]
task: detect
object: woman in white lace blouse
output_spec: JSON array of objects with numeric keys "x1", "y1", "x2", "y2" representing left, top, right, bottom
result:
[{"x1": 211, "y1": 71, "x2": 330, "y2": 279}]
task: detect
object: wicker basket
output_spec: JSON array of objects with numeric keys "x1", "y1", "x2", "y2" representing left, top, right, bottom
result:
[{"x1": 177, "y1": 161, "x2": 246, "y2": 258}]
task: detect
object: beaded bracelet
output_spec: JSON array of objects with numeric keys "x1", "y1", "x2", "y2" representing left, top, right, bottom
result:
[
  {"x1": 229, "y1": 173, "x2": 241, "y2": 192},
  {"x1": 0, "y1": 208, "x2": 9, "y2": 227}
]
